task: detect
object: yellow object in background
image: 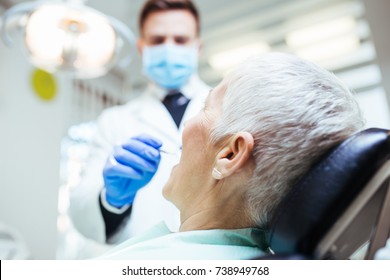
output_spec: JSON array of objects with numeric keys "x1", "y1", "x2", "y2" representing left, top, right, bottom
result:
[{"x1": 31, "y1": 68, "x2": 57, "y2": 101}]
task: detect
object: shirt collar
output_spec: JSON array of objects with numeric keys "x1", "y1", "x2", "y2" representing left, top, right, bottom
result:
[{"x1": 145, "y1": 74, "x2": 201, "y2": 101}]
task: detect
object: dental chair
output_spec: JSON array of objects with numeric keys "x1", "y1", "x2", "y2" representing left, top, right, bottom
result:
[{"x1": 263, "y1": 128, "x2": 390, "y2": 260}]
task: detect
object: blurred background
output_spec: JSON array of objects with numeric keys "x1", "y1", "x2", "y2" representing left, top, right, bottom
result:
[{"x1": 0, "y1": 0, "x2": 389, "y2": 259}]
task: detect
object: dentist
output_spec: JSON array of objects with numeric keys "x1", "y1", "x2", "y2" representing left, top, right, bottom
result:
[{"x1": 69, "y1": 0, "x2": 210, "y2": 246}]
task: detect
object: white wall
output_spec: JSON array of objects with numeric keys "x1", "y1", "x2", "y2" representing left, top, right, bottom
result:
[
  {"x1": 363, "y1": 0, "x2": 390, "y2": 115},
  {"x1": 0, "y1": 43, "x2": 70, "y2": 259},
  {"x1": 355, "y1": 88, "x2": 390, "y2": 129}
]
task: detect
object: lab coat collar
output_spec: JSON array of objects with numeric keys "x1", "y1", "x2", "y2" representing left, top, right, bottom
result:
[{"x1": 145, "y1": 74, "x2": 202, "y2": 101}]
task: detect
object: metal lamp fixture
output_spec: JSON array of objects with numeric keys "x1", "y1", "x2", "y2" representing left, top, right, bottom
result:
[{"x1": 1, "y1": 0, "x2": 136, "y2": 78}]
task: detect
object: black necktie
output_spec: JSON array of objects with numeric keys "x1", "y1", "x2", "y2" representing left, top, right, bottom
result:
[{"x1": 162, "y1": 90, "x2": 190, "y2": 128}]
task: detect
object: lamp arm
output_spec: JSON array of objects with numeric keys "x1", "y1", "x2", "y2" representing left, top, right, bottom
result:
[
  {"x1": 0, "y1": 1, "x2": 51, "y2": 47},
  {"x1": 106, "y1": 15, "x2": 137, "y2": 69}
]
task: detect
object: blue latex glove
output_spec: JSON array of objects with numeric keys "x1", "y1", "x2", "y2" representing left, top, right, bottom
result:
[{"x1": 103, "y1": 134, "x2": 162, "y2": 208}]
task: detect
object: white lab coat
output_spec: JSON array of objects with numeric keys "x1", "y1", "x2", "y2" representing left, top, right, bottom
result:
[{"x1": 69, "y1": 75, "x2": 210, "y2": 244}]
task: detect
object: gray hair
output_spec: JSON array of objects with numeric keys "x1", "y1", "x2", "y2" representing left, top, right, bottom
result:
[{"x1": 210, "y1": 53, "x2": 365, "y2": 229}]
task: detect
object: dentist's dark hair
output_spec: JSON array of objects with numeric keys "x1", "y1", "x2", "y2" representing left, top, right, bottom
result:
[{"x1": 139, "y1": 0, "x2": 200, "y2": 36}]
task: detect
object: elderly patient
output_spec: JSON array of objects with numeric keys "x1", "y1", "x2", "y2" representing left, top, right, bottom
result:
[{"x1": 98, "y1": 53, "x2": 364, "y2": 260}]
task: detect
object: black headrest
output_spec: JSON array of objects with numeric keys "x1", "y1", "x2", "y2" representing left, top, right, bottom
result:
[{"x1": 267, "y1": 128, "x2": 390, "y2": 256}]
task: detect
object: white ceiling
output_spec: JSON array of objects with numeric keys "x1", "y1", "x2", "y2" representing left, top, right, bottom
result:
[{"x1": 0, "y1": 0, "x2": 383, "y2": 94}]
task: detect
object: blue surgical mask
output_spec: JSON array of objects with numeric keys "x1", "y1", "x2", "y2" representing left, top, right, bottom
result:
[{"x1": 142, "y1": 44, "x2": 198, "y2": 89}]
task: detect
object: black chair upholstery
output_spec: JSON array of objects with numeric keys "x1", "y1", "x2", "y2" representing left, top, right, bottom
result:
[{"x1": 265, "y1": 128, "x2": 390, "y2": 259}]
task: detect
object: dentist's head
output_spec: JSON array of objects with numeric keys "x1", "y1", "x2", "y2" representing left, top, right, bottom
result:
[{"x1": 137, "y1": 0, "x2": 201, "y2": 90}]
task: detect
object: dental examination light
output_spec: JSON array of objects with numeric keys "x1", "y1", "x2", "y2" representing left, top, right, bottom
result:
[{"x1": 1, "y1": 0, "x2": 136, "y2": 78}]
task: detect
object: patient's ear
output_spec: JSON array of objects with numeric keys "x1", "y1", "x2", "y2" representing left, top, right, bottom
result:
[{"x1": 212, "y1": 132, "x2": 254, "y2": 180}]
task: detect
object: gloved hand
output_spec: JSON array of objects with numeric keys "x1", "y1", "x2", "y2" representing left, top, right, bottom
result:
[{"x1": 103, "y1": 134, "x2": 162, "y2": 208}]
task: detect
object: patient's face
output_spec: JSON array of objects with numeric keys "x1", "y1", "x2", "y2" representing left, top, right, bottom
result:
[{"x1": 163, "y1": 81, "x2": 226, "y2": 209}]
